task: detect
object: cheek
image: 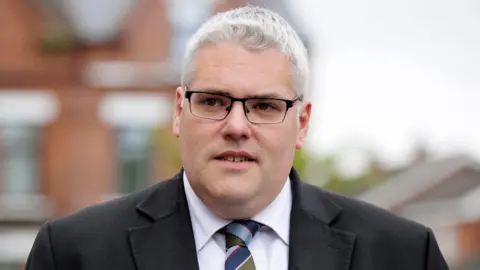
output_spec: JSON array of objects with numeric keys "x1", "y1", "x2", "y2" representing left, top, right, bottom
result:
[
  {"x1": 179, "y1": 118, "x2": 217, "y2": 157},
  {"x1": 256, "y1": 125, "x2": 297, "y2": 158},
  {"x1": 181, "y1": 121, "x2": 201, "y2": 149},
  {"x1": 179, "y1": 119, "x2": 200, "y2": 161}
]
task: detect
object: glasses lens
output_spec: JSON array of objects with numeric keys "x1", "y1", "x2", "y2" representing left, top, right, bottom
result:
[
  {"x1": 190, "y1": 92, "x2": 231, "y2": 119},
  {"x1": 245, "y1": 99, "x2": 287, "y2": 124}
]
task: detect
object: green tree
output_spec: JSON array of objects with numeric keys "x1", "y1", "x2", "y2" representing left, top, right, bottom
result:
[
  {"x1": 155, "y1": 127, "x2": 182, "y2": 171},
  {"x1": 293, "y1": 149, "x2": 388, "y2": 196}
]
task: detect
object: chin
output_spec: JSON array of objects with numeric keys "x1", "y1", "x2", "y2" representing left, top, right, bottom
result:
[
  {"x1": 207, "y1": 177, "x2": 258, "y2": 201},
  {"x1": 210, "y1": 161, "x2": 258, "y2": 175},
  {"x1": 199, "y1": 162, "x2": 259, "y2": 189},
  {"x1": 215, "y1": 190, "x2": 257, "y2": 206}
]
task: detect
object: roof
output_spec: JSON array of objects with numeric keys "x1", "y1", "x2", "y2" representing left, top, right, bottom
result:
[
  {"x1": 409, "y1": 167, "x2": 480, "y2": 203},
  {"x1": 357, "y1": 154, "x2": 480, "y2": 210}
]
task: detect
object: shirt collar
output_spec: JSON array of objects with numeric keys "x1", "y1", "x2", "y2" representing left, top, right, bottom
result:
[
  {"x1": 250, "y1": 176, "x2": 291, "y2": 245},
  {"x1": 183, "y1": 171, "x2": 292, "y2": 251},
  {"x1": 183, "y1": 172, "x2": 230, "y2": 251}
]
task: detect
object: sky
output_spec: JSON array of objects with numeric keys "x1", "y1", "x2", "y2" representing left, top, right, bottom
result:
[{"x1": 289, "y1": 0, "x2": 480, "y2": 175}]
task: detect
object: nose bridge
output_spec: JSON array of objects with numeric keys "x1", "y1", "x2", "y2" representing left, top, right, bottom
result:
[
  {"x1": 226, "y1": 100, "x2": 248, "y2": 123},
  {"x1": 221, "y1": 99, "x2": 251, "y2": 137}
]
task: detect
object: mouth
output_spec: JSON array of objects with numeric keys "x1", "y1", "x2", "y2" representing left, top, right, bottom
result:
[{"x1": 213, "y1": 151, "x2": 257, "y2": 163}]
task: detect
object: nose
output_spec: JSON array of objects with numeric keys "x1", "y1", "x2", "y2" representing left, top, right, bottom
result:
[{"x1": 220, "y1": 101, "x2": 251, "y2": 141}]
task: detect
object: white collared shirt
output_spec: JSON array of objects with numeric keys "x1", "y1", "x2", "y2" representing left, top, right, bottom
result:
[{"x1": 183, "y1": 171, "x2": 292, "y2": 270}]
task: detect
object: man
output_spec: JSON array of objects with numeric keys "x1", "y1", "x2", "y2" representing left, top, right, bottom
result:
[{"x1": 26, "y1": 5, "x2": 449, "y2": 270}]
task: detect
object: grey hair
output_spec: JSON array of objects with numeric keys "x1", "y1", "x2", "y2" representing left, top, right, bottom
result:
[{"x1": 180, "y1": 5, "x2": 310, "y2": 101}]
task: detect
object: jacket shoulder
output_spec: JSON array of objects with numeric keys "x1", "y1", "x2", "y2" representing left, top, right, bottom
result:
[
  {"x1": 47, "y1": 176, "x2": 177, "y2": 235},
  {"x1": 299, "y1": 182, "x2": 448, "y2": 268},
  {"x1": 28, "y1": 176, "x2": 181, "y2": 268}
]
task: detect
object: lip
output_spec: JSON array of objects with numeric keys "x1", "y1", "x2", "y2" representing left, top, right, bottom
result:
[
  {"x1": 213, "y1": 150, "x2": 257, "y2": 171},
  {"x1": 214, "y1": 150, "x2": 256, "y2": 161}
]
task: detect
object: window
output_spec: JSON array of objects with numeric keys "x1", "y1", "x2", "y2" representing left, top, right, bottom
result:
[
  {"x1": 0, "y1": 126, "x2": 40, "y2": 194},
  {"x1": 116, "y1": 128, "x2": 156, "y2": 194},
  {"x1": 0, "y1": 263, "x2": 22, "y2": 270},
  {"x1": 61, "y1": 0, "x2": 135, "y2": 45},
  {"x1": 100, "y1": 92, "x2": 170, "y2": 194},
  {"x1": 166, "y1": 0, "x2": 214, "y2": 69}
]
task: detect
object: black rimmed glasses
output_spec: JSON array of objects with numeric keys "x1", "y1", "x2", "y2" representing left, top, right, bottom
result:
[{"x1": 184, "y1": 87, "x2": 300, "y2": 124}]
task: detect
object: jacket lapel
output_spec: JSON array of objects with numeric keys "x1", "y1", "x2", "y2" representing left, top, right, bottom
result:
[
  {"x1": 288, "y1": 169, "x2": 356, "y2": 270},
  {"x1": 128, "y1": 171, "x2": 199, "y2": 270},
  {"x1": 127, "y1": 168, "x2": 356, "y2": 270}
]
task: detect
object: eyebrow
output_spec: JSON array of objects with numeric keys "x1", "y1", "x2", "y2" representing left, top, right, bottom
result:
[{"x1": 198, "y1": 88, "x2": 288, "y2": 99}]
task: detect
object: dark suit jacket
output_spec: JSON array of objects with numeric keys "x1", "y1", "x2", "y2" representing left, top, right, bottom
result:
[{"x1": 26, "y1": 168, "x2": 449, "y2": 270}]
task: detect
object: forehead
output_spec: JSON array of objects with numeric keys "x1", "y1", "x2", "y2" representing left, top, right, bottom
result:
[{"x1": 189, "y1": 42, "x2": 294, "y2": 98}]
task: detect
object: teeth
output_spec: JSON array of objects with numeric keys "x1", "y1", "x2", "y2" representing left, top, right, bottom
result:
[{"x1": 221, "y1": 156, "x2": 249, "y2": 162}]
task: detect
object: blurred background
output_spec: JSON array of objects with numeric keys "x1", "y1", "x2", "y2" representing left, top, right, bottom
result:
[{"x1": 0, "y1": 0, "x2": 479, "y2": 269}]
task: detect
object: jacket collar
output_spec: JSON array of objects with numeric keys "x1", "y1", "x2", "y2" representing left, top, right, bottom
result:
[
  {"x1": 288, "y1": 168, "x2": 356, "y2": 270},
  {"x1": 129, "y1": 170, "x2": 199, "y2": 270},
  {"x1": 129, "y1": 168, "x2": 356, "y2": 270}
]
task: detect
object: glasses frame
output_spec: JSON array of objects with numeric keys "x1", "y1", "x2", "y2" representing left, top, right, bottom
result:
[{"x1": 184, "y1": 86, "x2": 301, "y2": 124}]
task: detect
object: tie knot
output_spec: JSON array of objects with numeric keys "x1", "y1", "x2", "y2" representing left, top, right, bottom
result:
[{"x1": 223, "y1": 220, "x2": 262, "y2": 248}]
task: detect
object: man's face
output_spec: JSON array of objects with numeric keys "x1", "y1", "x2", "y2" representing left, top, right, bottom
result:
[{"x1": 173, "y1": 42, "x2": 311, "y2": 218}]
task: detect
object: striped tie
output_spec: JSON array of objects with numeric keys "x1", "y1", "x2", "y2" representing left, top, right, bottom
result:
[{"x1": 223, "y1": 220, "x2": 262, "y2": 270}]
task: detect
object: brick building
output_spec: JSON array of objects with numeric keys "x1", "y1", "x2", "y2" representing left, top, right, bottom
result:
[{"x1": 0, "y1": 0, "x2": 309, "y2": 268}]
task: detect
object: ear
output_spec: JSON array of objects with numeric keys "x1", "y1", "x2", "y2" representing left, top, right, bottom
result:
[
  {"x1": 172, "y1": 86, "x2": 184, "y2": 138},
  {"x1": 295, "y1": 101, "x2": 312, "y2": 149}
]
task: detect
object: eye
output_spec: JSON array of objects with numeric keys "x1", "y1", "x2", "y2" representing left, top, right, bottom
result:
[
  {"x1": 252, "y1": 101, "x2": 277, "y2": 111},
  {"x1": 200, "y1": 97, "x2": 226, "y2": 107},
  {"x1": 204, "y1": 98, "x2": 219, "y2": 106}
]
